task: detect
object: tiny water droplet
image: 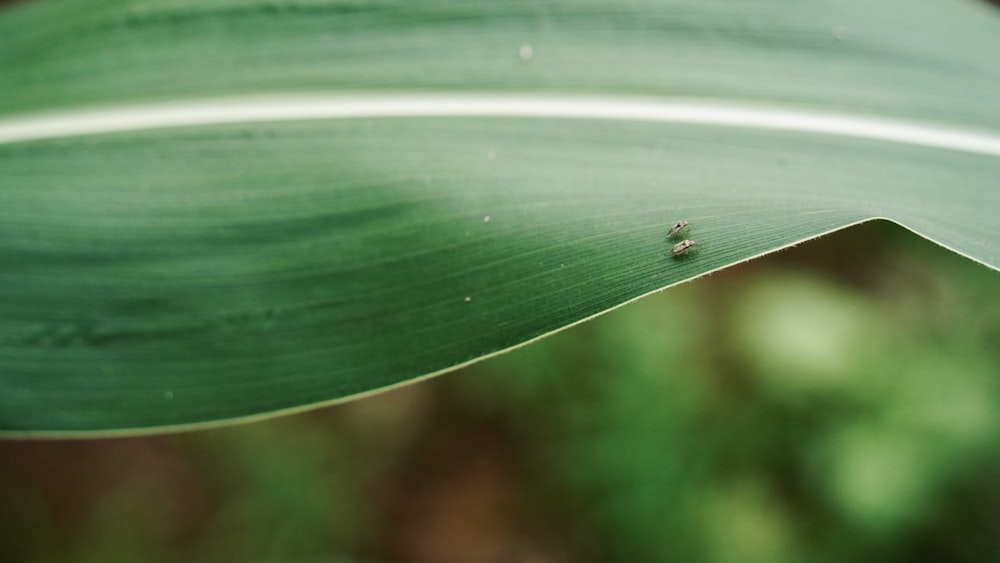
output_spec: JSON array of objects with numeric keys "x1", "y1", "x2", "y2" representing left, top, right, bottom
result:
[
  {"x1": 163, "y1": 391, "x2": 174, "y2": 400},
  {"x1": 464, "y1": 296, "x2": 472, "y2": 303},
  {"x1": 832, "y1": 25, "x2": 849, "y2": 41},
  {"x1": 519, "y1": 44, "x2": 533, "y2": 61},
  {"x1": 486, "y1": 150, "x2": 496, "y2": 160},
  {"x1": 483, "y1": 215, "x2": 491, "y2": 223}
]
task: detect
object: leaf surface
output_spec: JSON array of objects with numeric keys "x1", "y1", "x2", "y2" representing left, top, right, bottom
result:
[{"x1": 1, "y1": 0, "x2": 998, "y2": 434}]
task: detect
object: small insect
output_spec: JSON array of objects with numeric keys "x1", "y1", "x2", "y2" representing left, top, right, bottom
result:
[
  {"x1": 671, "y1": 239, "x2": 698, "y2": 257},
  {"x1": 666, "y1": 220, "x2": 690, "y2": 239}
]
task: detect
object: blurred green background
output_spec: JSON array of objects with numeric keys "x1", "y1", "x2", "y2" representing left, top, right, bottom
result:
[{"x1": 1, "y1": 221, "x2": 997, "y2": 562}]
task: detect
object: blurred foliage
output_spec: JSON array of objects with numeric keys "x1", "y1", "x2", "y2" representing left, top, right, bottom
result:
[{"x1": 1, "y1": 221, "x2": 998, "y2": 562}]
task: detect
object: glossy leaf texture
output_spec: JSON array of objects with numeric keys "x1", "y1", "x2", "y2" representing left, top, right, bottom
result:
[{"x1": 1, "y1": 0, "x2": 998, "y2": 434}]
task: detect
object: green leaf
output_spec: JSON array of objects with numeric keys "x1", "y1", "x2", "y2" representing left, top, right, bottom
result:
[{"x1": 1, "y1": 0, "x2": 998, "y2": 434}]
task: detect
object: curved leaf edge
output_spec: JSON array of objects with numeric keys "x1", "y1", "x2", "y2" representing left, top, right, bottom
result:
[{"x1": 3, "y1": 216, "x2": 989, "y2": 439}]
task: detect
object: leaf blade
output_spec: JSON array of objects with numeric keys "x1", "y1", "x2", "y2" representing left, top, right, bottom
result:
[{"x1": 1, "y1": 0, "x2": 998, "y2": 433}]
